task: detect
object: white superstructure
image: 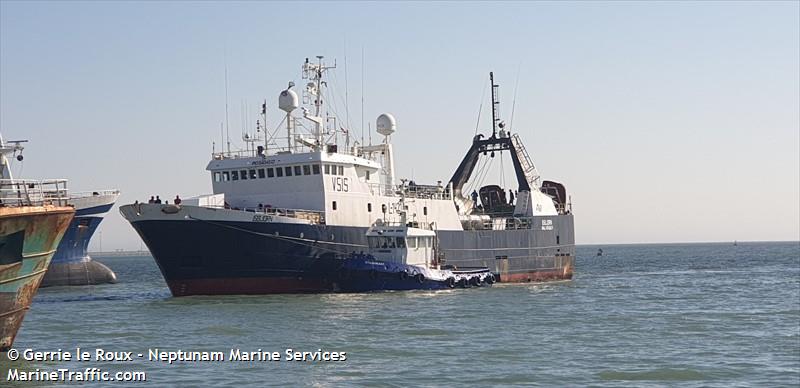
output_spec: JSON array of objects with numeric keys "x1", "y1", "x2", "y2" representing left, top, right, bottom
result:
[{"x1": 197, "y1": 56, "x2": 557, "y2": 232}]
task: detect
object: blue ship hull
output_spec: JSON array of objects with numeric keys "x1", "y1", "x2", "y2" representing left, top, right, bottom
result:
[
  {"x1": 335, "y1": 255, "x2": 494, "y2": 292},
  {"x1": 125, "y1": 211, "x2": 573, "y2": 296},
  {"x1": 41, "y1": 201, "x2": 117, "y2": 287}
]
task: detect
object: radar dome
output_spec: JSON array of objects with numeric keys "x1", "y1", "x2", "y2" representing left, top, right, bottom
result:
[
  {"x1": 278, "y1": 88, "x2": 299, "y2": 112},
  {"x1": 376, "y1": 113, "x2": 396, "y2": 137}
]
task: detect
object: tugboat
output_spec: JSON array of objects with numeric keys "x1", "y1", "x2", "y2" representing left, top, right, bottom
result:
[
  {"x1": 336, "y1": 198, "x2": 494, "y2": 292},
  {"x1": 41, "y1": 189, "x2": 120, "y2": 287},
  {"x1": 119, "y1": 57, "x2": 575, "y2": 296},
  {"x1": 0, "y1": 135, "x2": 74, "y2": 350}
]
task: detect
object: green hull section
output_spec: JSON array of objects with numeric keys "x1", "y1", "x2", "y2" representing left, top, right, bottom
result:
[{"x1": 0, "y1": 206, "x2": 74, "y2": 351}]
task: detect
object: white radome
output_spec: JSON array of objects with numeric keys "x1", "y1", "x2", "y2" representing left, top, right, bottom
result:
[
  {"x1": 376, "y1": 113, "x2": 396, "y2": 137},
  {"x1": 278, "y1": 88, "x2": 299, "y2": 112}
]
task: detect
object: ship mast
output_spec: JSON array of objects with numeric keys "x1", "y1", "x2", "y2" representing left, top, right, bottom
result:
[
  {"x1": 490, "y1": 72, "x2": 500, "y2": 139},
  {"x1": 302, "y1": 56, "x2": 336, "y2": 148}
]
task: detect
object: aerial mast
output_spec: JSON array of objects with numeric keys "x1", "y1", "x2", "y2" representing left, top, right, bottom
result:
[
  {"x1": 490, "y1": 72, "x2": 500, "y2": 138},
  {"x1": 302, "y1": 56, "x2": 336, "y2": 148}
]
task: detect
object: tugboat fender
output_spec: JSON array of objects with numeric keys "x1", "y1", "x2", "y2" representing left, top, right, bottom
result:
[
  {"x1": 446, "y1": 277, "x2": 456, "y2": 288},
  {"x1": 415, "y1": 273, "x2": 425, "y2": 283},
  {"x1": 399, "y1": 271, "x2": 409, "y2": 280}
]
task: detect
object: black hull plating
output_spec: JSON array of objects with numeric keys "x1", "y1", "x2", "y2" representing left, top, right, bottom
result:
[{"x1": 131, "y1": 215, "x2": 575, "y2": 296}]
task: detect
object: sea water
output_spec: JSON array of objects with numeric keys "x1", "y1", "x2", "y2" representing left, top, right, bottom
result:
[{"x1": 2, "y1": 242, "x2": 798, "y2": 386}]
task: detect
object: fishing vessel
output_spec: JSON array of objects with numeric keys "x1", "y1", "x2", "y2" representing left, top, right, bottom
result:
[
  {"x1": 1, "y1": 136, "x2": 74, "y2": 350},
  {"x1": 40, "y1": 190, "x2": 119, "y2": 287},
  {"x1": 120, "y1": 57, "x2": 575, "y2": 296}
]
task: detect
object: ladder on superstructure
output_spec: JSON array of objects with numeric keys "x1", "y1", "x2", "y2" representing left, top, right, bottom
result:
[{"x1": 510, "y1": 133, "x2": 541, "y2": 190}]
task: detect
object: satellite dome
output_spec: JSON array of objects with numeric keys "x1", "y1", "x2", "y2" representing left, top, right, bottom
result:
[
  {"x1": 376, "y1": 113, "x2": 396, "y2": 137},
  {"x1": 278, "y1": 87, "x2": 299, "y2": 113}
]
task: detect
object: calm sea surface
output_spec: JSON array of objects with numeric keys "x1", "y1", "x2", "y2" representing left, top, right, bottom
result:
[{"x1": 2, "y1": 242, "x2": 799, "y2": 386}]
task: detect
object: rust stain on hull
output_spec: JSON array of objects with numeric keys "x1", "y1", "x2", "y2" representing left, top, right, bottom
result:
[
  {"x1": 0, "y1": 205, "x2": 74, "y2": 351},
  {"x1": 497, "y1": 255, "x2": 574, "y2": 283}
]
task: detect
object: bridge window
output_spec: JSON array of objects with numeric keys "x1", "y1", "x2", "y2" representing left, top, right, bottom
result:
[
  {"x1": 396, "y1": 237, "x2": 405, "y2": 248},
  {"x1": 294, "y1": 166, "x2": 302, "y2": 176},
  {"x1": 367, "y1": 203, "x2": 372, "y2": 212},
  {"x1": 231, "y1": 171, "x2": 239, "y2": 181},
  {"x1": 214, "y1": 172, "x2": 221, "y2": 182},
  {"x1": 258, "y1": 169, "x2": 265, "y2": 179},
  {"x1": 222, "y1": 171, "x2": 230, "y2": 181},
  {"x1": 324, "y1": 164, "x2": 330, "y2": 174},
  {"x1": 407, "y1": 237, "x2": 417, "y2": 248},
  {"x1": 366, "y1": 170, "x2": 370, "y2": 181},
  {"x1": 276, "y1": 168, "x2": 283, "y2": 177},
  {"x1": 423, "y1": 206, "x2": 428, "y2": 216},
  {"x1": 240, "y1": 170, "x2": 248, "y2": 180},
  {"x1": 267, "y1": 168, "x2": 274, "y2": 178},
  {"x1": 285, "y1": 166, "x2": 292, "y2": 176},
  {"x1": 249, "y1": 169, "x2": 257, "y2": 179},
  {"x1": 303, "y1": 165, "x2": 311, "y2": 175},
  {"x1": 332, "y1": 201, "x2": 337, "y2": 210},
  {"x1": 312, "y1": 164, "x2": 320, "y2": 174},
  {"x1": 338, "y1": 166, "x2": 344, "y2": 175}
]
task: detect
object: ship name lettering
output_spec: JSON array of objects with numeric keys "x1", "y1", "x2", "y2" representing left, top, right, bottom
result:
[
  {"x1": 250, "y1": 159, "x2": 276, "y2": 165},
  {"x1": 331, "y1": 177, "x2": 349, "y2": 192},
  {"x1": 253, "y1": 214, "x2": 273, "y2": 222}
]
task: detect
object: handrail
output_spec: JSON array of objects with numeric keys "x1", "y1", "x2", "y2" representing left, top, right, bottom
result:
[
  {"x1": 367, "y1": 183, "x2": 452, "y2": 200},
  {"x1": 197, "y1": 204, "x2": 326, "y2": 223},
  {"x1": 70, "y1": 189, "x2": 120, "y2": 199},
  {"x1": 0, "y1": 179, "x2": 69, "y2": 207}
]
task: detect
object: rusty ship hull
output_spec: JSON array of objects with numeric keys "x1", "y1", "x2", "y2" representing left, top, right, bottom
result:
[{"x1": 0, "y1": 205, "x2": 74, "y2": 351}]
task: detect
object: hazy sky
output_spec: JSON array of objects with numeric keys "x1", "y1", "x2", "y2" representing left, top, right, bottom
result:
[{"x1": 1, "y1": 1, "x2": 798, "y2": 249}]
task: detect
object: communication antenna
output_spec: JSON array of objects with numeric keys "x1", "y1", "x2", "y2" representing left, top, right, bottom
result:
[
  {"x1": 224, "y1": 59, "x2": 231, "y2": 153},
  {"x1": 361, "y1": 47, "x2": 366, "y2": 146},
  {"x1": 490, "y1": 72, "x2": 501, "y2": 138},
  {"x1": 344, "y1": 39, "x2": 352, "y2": 138},
  {"x1": 509, "y1": 62, "x2": 521, "y2": 132},
  {"x1": 261, "y1": 99, "x2": 268, "y2": 152}
]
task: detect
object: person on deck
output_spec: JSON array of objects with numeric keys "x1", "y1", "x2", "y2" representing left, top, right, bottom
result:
[
  {"x1": 155, "y1": 196, "x2": 162, "y2": 204},
  {"x1": 174, "y1": 195, "x2": 182, "y2": 205},
  {"x1": 148, "y1": 196, "x2": 155, "y2": 204},
  {"x1": 509, "y1": 189, "x2": 515, "y2": 206},
  {"x1": 471, "y1": 190, "x2": 479, "y2": 208}
]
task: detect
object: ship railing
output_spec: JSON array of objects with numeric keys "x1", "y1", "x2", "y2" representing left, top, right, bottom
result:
[
  {"x1": 0, "y1": 179, "x2": 70, "y2": 207},
  {"x1": 368, "y1": 183, "x2": 453, "y2": 200},
  {"x1": 374, "y1": 219, "x2": 436, "y2": 230},
  {"x1": 205, "y1": 204, "x2": 326, "y2": 224},
  {"x1": 70, "y1": 189, "x2": 120, "y2": 199},
  {"x1": 459, "y1": 216, "x2": 538, "y2": 231},
  {"x1": 211, "y1": 144, "x2": 360, "y2": 160}
]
